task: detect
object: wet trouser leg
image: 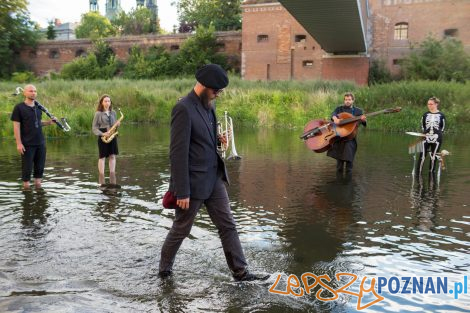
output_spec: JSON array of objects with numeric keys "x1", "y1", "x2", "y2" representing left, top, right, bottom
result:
[
  {"x1": 336, "y1": 160, "x2": 353, "y2": 173},
  {"x1": 21, "y1": 145, "x2": 46, "y2": 182},
  {"x1": 204, "y1": 178, "x2": 248, "y2": 276},
  {"x1": 159, "y1": 178, "x2": 248, "y2": 276},
  {"x1": 159, "y1": 198, "x2": 200, "y2": 273},
  {"x1": 336, "y1": 160, "x2": 344, "y2": 172}
]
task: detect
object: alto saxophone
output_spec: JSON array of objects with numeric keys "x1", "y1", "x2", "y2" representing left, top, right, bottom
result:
[{"x1": 101, "y1": 108, "x2": 124, "y2": 143}]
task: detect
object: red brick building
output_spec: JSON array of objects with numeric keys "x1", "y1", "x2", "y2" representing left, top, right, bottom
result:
[
  {"x1": 242, "y1": 0, "x2": 470, "y2": 84},
  {"x1": 20, "y1": 0, "x2": 470, "y2": 84}
]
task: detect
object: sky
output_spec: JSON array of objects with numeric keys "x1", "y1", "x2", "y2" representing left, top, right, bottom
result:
[{"x1": 27, "y1": 0, "x2": 179, "y2": 32}]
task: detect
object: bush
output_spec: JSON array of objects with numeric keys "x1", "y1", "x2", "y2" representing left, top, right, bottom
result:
[
  {"x1": 11, "y1": 71, "x2": 35, "y2": 83},
  {"x1": 368, "y1": 59, "x2": 393, "y2": 85},
  {"x1": 401, "y1": 36, "x2": 470, "y2": 82}
]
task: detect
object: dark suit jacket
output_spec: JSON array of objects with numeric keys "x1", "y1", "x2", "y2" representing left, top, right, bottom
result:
[{"x1": 169, "y1": 90, "x2": 229, "y2": 200}]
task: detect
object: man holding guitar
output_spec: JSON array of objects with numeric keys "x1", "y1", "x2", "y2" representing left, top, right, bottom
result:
[{"x1": 327, "y1": 92, "x2": 367, "y2": 174}]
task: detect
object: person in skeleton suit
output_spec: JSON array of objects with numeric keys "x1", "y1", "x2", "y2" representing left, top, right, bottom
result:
[{"x1": 417, "y1": 97, "x2": 446, "y2": 173}]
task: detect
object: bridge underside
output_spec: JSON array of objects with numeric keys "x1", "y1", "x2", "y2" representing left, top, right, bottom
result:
[{"x1": 278, "y1": 0, "x2": 367, "y2": 54}]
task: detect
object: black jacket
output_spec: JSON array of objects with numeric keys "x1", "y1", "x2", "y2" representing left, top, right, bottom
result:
[{"x1": 169, "y1": 90, "x2": 229, "y2": 200}]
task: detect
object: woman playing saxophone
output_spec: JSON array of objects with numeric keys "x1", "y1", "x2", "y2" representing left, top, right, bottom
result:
[{"x1": 92, "y1": 94, "x2": 121, "y2": 185}]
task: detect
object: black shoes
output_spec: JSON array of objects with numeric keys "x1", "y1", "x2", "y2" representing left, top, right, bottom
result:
[{"x1": 234, "y1": 271, "x2": 270, "y2": 282}]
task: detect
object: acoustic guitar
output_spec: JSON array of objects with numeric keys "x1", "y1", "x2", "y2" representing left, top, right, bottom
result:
[{"x1": 300, "y1": 107, "x2": 401, "y2": 153}]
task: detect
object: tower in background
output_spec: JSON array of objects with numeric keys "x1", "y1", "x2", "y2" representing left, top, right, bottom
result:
[
  {"x1": 89, "y1": 0, "x2": 99, "y2": 12},
  {"x1": 105, "y1": 0, "x2": 122, "y2": 20}
]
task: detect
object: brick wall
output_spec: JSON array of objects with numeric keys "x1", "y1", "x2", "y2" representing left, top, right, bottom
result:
[
  {"x1": 321, "y1": 56, "x2": 370, "y2": 86},
  {"x1": 241, "y1": 2, "x2": 324, "y2": 81},
  {"x1": 369, "y1": 0, "x2": 470, "y2": 75},
  {"x1": 20, "y1": 31, "x2": 242, "y2": 76}
]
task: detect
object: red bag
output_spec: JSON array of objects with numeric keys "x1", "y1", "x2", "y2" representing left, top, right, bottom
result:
[{"x1": 162, "y1": 191, "x2": 177, "y2": 209}]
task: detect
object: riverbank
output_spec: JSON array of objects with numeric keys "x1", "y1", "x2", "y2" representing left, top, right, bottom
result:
[{"x1": 0, "y1": 78, "x2": 468, "y2": 137}]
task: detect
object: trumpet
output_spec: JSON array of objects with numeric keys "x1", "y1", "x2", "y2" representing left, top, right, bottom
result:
[
  {"x1": 101, "y1": 108, "x2": 124, "y2": 143},
  {"x1": 217, "y1": 111, "x2": 241, "y2": 160}
]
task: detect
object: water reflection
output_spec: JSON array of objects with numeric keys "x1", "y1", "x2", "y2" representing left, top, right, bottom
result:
[
  {"x1": 20, "y1": 189, "x2": 49, "y2": 234},
  {"x1": 0, "y1": 127, "x2": 469, "y2": 312},
  {"x1": 410, "y1": 173, "x2": 440, "y2": 232}
]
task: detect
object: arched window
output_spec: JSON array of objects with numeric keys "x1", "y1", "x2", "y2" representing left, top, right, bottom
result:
[
  {"x1": 394, "y1": 22, "x2": 408, "y2": 40},
  {"x1": 75, "y1": 49, "x2": 86, "y2": 57},
  {"x1": 49, "y1": 50, "x2": 60, "y2": 59}
]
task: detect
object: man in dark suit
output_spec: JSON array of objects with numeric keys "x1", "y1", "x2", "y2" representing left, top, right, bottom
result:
[{"x1": 159, "y1": 64, "x2": 266, "y2": 281}]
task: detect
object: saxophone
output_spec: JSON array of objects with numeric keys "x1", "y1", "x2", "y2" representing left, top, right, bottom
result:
[{"x1": 101, "y1": 108, "x2": 123, "y2": 143}]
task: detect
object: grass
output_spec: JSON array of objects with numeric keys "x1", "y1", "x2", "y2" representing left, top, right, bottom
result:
[{"x1": 1, "y1": 78, "x2": 468, "y2": 138}]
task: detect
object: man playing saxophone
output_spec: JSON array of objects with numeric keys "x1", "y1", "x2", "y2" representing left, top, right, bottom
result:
[{"x1": 92, "y1": 94, "x2": 121, "y2": 185}]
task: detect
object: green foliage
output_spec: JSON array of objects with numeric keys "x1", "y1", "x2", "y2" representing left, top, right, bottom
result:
[
  {"x1": 177, "y1": 25, "x2": 227, "y2": 74},
  {"x1": 11, "y1": 71, "x2": 35, "y2": 83},
  {"x1": 176, "y1": 0, "x2": 241, "y2": 31},
  {"x1": 0, "y1": 0, "x2": 41, "y2": 79},
  {"x1": 123, "y1": 25, "x2": 227, "y2": 79},
  {"x1": 46, "y1": 20, "x2": 56, "y2": 40},
  {"x1": 368, "y1": 59, "x2": 393, "y2": 85},
  {"x1": 75, "y1": 12, "x2": 115, "y2": 39},
  {"x1": 1, "y1": 79, "x2": 469, "y2": 138},
  {"x1": 60, "y1": 41, "x2": 120, "y2": 79},
  {"x1": 112, "y1": 7, "x2": 160, "y2": 35},
  {"x1": 401, "y1": 36, "x2": 470, "y2": 82}
]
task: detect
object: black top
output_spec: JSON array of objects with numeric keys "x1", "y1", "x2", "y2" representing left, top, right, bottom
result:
[
  {"x1": 10, "y1": 102, "x2": 45, "y2": 146},
  {"x1": 326, "y1": 105, "x2": 366, "y2": 162},
  {"x1": 169, "y1": 90, "x2": 228, "y2": 200},
  {"x1": 332, "y1": 105, "x2": 367, "y2": 127}
]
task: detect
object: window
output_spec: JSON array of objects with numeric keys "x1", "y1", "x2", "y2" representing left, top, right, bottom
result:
[
  {"x1": 394, "y1": 22, "x2": 408, "y2": 40},
  {"x1": 444, "y1": 28, "x2": 458, "y2": 38},
  {"x1": 257, "y1": 34, "x2": 269, "y2": 42},
  {"x1": 216, "y1": 42, "x2": 225, "y2": 52},
  {"x1": 295, "y1": 34, "x2": 306, "y2": 43},
  {"x1": 75, "y1": 49, "x2": 86, "y2": 57},
  {"x1": 302, "y1": 60, "x2": 314, "y2": 67},
  {"x1": 49, "y1": 50, "x2": 60, "y2": 59}
]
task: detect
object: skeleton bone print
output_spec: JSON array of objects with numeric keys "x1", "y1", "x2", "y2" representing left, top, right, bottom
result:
[{"x1": 422, "y1": 112, "x2": 445, "y2": 143}]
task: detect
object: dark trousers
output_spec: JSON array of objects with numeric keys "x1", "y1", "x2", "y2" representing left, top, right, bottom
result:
[
  {"x1": 21, "y1": 145, "x2": 46, "y2": 182},
  {"x1": 417, "y1": 141, "x2": 441, "y2": 173},
  {"x1": 159, "y1": 178, "x2": 248, "y2": 276},
  {"x1": 336, "y1": 160, "x2": 353, "y2": 173}
]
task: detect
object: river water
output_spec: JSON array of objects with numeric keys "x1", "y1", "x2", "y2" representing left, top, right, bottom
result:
[{"x1": 0, "y1": 126, "x2": 469, "y2": 312}]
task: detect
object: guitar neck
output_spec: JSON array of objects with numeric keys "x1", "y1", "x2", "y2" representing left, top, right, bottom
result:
[{"x1": 338, "y1": 109, "x2": 388, "y2": 125}]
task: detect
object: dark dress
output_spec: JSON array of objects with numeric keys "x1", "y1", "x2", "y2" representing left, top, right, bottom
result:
[
  {"x1": 92, "y1": 111, "x2": 119, "y2": 159},
  {"x1": 327, "y1": 105, "x2": 366, "y2": 163}
]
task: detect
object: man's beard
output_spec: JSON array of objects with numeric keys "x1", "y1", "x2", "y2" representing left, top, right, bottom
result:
[{"x1": 200, "y1": 89, "x2": 214, "y2": 109}]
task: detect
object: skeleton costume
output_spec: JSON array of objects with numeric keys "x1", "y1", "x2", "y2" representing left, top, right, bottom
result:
[{"x1": 418, "y1": 111, "x2": 446, "y2": 173}]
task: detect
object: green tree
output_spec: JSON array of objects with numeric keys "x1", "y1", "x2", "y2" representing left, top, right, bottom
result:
[
  {"x1": 46, "y1": 20, "x2": 56, "y2": 40},
  {"x1": 177, "y1": 24, "x2": 227, "y2": 74},
  {"x1": 112, "y1": 7, "x2": 160, "y2": 36},
  {"x1": 60, "y1": 40, "x2": 120, "y2": 79},
  {"x1": 402, "y1": 36, "x2": 470, "y2": 82},
  {"x1": 0, "y1": 0, "x2": 41, "y2": 78},
  {"x1": 75, "y1": 12, "x2": 115, "y2": 39},
  {"x1": 175, "y1": 0, "x2": 241, "y2": 32}
]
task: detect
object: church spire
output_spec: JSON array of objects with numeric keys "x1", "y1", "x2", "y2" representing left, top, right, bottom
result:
[{"x1": 89, "y1": 0, "x2": 99, "y2": 12}]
